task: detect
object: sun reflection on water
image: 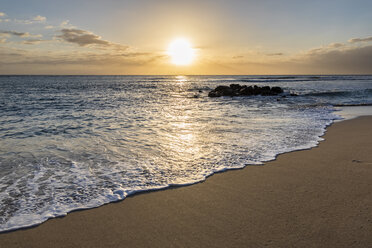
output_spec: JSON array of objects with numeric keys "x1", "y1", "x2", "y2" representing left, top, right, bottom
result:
[
  {"x1": 175, "y1": 75, "x2": 187, "y2": 84},
  {"x1": 157, "y1": 78, "x2": 209, "y2": 165}
]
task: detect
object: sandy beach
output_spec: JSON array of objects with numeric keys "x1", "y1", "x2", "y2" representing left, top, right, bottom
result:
[{"x1": 1, "y1": 116, "x2": 371, "y2": 248}]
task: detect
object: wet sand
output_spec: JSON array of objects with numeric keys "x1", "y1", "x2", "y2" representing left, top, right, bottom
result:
[{"x1": 1, "y1": 116, "x2": 371, "y2": 248}]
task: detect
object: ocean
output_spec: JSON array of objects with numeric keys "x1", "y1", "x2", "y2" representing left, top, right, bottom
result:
[{"x1": 1, "y1": 75, "x2": 372, "y2": 232}]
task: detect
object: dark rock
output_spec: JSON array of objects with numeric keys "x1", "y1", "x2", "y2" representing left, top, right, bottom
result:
[
  {"x1": 210, "y1": 85, "x2": 234, "y2": 96},
  {"x1": 208, "y1": 90, "x2": 221, "y2": 97},
  {"x1": 220, "y1": 88, "x2": 234, "y2": 96},
  {"x1": 208, "y1": 84, "x2": 284, "y2": 98},
  {"x1": 240, "y1": 86, "x2": 254, "y2": 95},
  {"x1": 271, "y1": 86, "x2": 284, "y2": 94},
  {"x1": 230, "y1": 84, "x2": 242, "y2": 91},
  {"x1": 260, "y1": 86, "x2": 272, "y2": 96},
  {"x1": 215, "y1": 85, "x2": 230, "y2": 91}
]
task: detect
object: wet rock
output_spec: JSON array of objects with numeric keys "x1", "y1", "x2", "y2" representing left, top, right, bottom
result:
[
  {"x1": 240, "y1": 86, "x2": 254, "y2": 95},
  {"x1": 271, "y1": 86, "x2": 284, "y2": 94},
  {"x1": 229, "y1": 84, "x2": 242, "y2": 91},
  {"x1": 209, "y1": 86, "x2": 234, "y2": 97},
  {"x1": 208, "y1": 84, "x2": 284, "y2": 97},
  {"x1": 208, "y1": 90, "x2": 221, "y2": 97}
]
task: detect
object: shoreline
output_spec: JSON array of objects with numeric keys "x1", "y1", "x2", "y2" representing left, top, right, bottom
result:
[
  {"x1": 0, "y1": 112, "x2": 334, "y2": 234},
  {"x1": 1, "y1": 115, "x2": 372, "y2": 247},
  {"x1": 334, "y1": 105, "x2": 372, "y2": 121}
]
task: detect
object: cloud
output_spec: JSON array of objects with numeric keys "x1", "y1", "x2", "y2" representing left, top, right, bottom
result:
[
  {"x1": 22, "y1": 39, "x2": 45, "y2": 45},
  {"x1": 0, "y1": 46, "x2": 161, "y2": 66},
  {"x1": 0, "y1": 12, "x2": 10, "y2": 23},
  {"x1": 0, "y1": 47, "x2": 29, "y2": 62},
  {"x1": 0, "y1": 30, "x2": 42, "y2": 39},
  {"x1": 56, "y1": 28, "x2": 128, "y2": 51},
  {"x1": 0, "y1": 30, "x2": 30, "y2": 37},
  {"x1": 33, "y1": 15, "x2": 46, "y2": 22},
  {"x1": 328, "y1": 43, "x2": 344, "y2": 48},
  {"x1": 304, "y1": 41, "x2": 348, "y2": 56},
  {"x1": 60, "y1": 20, "x2": 70, "y2": 27},
  {"x1": 16, "y1": 15, "x2": 47, "y2": 24},
  {"x1": 44, "y1": 25, "x2": 54, "y2": 29},
  {"x1": 348, "y1": 36, "x2": 372, "y2": 43},
  {"x1": 266, "y1": 52, "x2": 284, "y2": 56},
  {"x1": 56, "y1": 28, "x2": 111, "y2": 47},
  {"x1": 228, "y1": 38, "x2": 372, "y2": 74},
  {"x1": 288, "y1": 43, "x2": 372, "y2": 74},
  {"x1": 0, "y1": 38, "x2": 6, "y2": 43}
]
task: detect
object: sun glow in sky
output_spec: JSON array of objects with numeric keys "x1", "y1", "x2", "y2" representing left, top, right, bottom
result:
[
  {"x1": 167, "y1": 38, "x2": 195, "y2": 66},
  {"x1": 0, "y1": 0, "x2": 372, "y2": 74}
]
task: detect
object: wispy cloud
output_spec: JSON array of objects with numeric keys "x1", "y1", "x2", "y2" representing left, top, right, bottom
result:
[
  {"x1": 0, "y1": 46, "x2": 161, "y2": 70},
  {"x1": 328, "y1": 43, "x2": 344, "y2": 48},
  {"x1": 56, "y1": 28, "x2": 128, "y2": 51},
  {"x1": 60, "y1": 20, "x2": 70, "y2": 27},
  {"x1": 348, "y1": 36, "x2": 372, "y2": 43},
  {"x1": 0, "y1": 16, "x2": 162, "y2": 74},
  {"x1": 22, "y1": 39, "x2": 45, "y2": 45},
  {"x1": 32, "y1": 15, "x2": 46, "y2": 22},
  {"x1": 0, "y1": 12, "x2": 10, "y2": 22},
  {"x1": 57, "y1": 28, "x2": 111, "y2": 46},
  {"x1": 262, "y1": 39, "x2": 372, "y2": 74},
  {"x1": 227, "y1": 38, "x2": 372, "y2": 74},
  {"x1": 0, "y1": 30, "x2": 30, "y2": 37},
  {"x1": 298, "y1": 44, "x2": 372, "y2": 73},
  {"x1": 0, "y1": 30, "x2": 42, "y2": 38},
  {"x1": 303, "y1": 41, "x2": 350, "y2": 56},
  {"x1": 266, "y1": 52, "x2": 284, "y2": 56},
  {"x1": 16, "y1": 15, "x2": 47, "y2": 24}
]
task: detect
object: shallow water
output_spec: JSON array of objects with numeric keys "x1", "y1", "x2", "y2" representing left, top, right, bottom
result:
[{"x1": 0, "y1": 75, "x2": 372, "y2": 232}]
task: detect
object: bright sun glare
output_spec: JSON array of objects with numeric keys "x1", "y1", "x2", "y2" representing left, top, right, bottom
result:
[{"x1": 167, "y1": 38, "x2": 195, "y2": 66}]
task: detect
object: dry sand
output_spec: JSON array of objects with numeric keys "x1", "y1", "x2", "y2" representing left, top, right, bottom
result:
[{"x1": 1, "y1": 116, "x2": 371, "y2": 248}]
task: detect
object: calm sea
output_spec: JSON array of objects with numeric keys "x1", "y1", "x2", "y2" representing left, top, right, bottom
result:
[{"x1": 1, "y1": 75, "x2": 372, "y2": 232}]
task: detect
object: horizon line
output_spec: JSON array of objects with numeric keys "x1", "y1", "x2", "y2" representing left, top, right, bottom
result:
[{"x1": 1, "y1": 74, "x2": 372, "y2": 76}]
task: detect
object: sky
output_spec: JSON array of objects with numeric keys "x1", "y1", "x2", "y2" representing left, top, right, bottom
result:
[{"x1": 0, "y1": 0, "x2": 371, "y2": 75}]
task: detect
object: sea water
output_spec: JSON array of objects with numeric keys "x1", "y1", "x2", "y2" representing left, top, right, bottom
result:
[{"x1": 1, "y1": 75, "x2": 372, "y2": 232}]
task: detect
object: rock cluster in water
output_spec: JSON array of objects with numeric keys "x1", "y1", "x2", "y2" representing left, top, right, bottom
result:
[{"x1": 208, "y1": 84, "x2": 284, "y2": 97}]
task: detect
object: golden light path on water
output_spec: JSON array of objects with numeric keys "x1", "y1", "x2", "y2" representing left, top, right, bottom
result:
[{"x1": 157, "y1": 79, "x2": 207, "y2": 168}]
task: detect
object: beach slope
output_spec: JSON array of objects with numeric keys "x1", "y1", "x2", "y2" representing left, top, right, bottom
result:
[{"x1": 1, "y1": 116, "x2": 372, "y2": 248}]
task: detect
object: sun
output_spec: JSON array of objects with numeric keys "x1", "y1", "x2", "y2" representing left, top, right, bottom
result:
[{"x1": 167, "y1": 38, "x2": 195, "y2": 66}]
